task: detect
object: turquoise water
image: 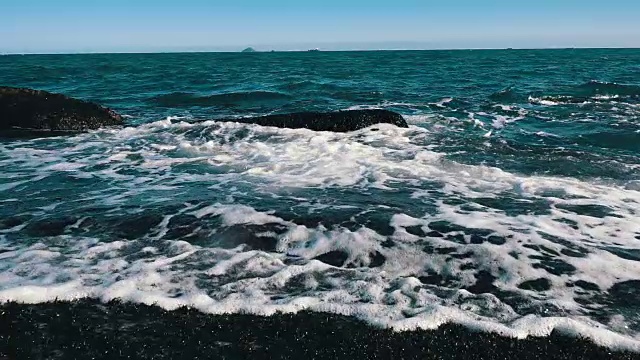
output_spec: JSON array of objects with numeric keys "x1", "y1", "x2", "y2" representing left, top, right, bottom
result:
[{"x1": 1, "y1": 49, "x2": 639, "y2": 348}]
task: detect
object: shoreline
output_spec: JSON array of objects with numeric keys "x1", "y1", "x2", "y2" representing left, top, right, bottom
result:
[{"x1": 1, "y1": 299, "x2": 637, "y2": 360}]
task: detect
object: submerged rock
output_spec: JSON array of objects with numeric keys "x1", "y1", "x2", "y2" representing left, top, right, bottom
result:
[
  {"x1": 213, "y1": 109, "x2": 408, "y2": 132},
  {"x1": 0, "y1": 87, "x2": 123, "y2": 136}
]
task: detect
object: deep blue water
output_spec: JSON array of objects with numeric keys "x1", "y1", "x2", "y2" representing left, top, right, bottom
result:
[{"x1": 1, "y1": 49, "x2": 639, "y2": 348}]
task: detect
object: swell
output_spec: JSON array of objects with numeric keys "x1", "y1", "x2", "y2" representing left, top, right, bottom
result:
[
  {"x1": 576, "y1": 80, "x2": 640, "y2": 98},
  {"x1": 277, "y1": 80, "x2": 352, "y2": 93},
  {"x1": 530, "y1": 81, "x2": 640, "y2": 105},
  {"x1": 488, "y1": 87, "x2": 527, "y2": 103},
  {"x1": 489, "y1": 81, "x2": 640, "y2": 106},
  {"x1": 152, "y1": 91, "x2": 291, "y2": 107},
  {"x1": 1, "y1": 117, "x2": 640, "y2": 351}
]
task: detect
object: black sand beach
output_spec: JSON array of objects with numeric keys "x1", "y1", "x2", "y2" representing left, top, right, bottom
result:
[{"x1": 0, "y1": 299, "x2": 636, "y2": 360}]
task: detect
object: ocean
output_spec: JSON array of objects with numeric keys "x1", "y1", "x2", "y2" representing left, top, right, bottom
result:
[{"x1": 1, "y1": 49, "x2": 640, "y2": 355}]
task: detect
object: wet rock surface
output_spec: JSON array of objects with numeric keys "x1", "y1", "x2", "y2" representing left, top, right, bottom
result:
[
  {"x1": 0, "y1": 87, "x2": 122, "y2": 136},
  {"x1": 186, "y1": 109, "x2": 409, "y2": 132}
]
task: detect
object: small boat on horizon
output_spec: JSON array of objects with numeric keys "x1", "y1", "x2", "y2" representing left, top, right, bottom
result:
[{"x1": 308, "y1": 48, "x2": 320, "y2": 52}]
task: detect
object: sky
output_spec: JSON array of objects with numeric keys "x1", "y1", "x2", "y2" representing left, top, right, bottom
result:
[{"x1": 1, "y1": 0, "x2": 640, "y2": 53}]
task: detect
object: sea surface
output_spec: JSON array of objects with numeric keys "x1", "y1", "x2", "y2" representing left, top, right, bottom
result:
[{"x1": 1, "y1": 49, "x2": 639, "y2": 350}]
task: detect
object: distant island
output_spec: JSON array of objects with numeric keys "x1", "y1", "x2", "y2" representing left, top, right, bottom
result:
[{"x1": 241, "y1": 47, "x2": 256, "y2": 53}]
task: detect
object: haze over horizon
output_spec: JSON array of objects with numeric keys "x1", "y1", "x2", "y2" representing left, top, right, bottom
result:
[{"x1": 2, "y1": 0, "x2": 640, "y2": 54}]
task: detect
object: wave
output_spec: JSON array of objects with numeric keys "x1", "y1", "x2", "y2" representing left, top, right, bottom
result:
[
  {"x1": 529, "y1": 81, "x2": 640, "y2": 106},
  {"x1": 152, "y1": 91, "x2": 291, "y2": 107},
  {"x1": 278, "y1": 80, "x2": 350, "y2": 93},
  {"x1": 1, "y1": 119, "x2": 640, "y2": 350},
  {"x1": 528, "y1": 95, "x2": 585, "y2": 106},
  {"x1": 489, "y1": 87, "x2": 525, "y2": 103},
  {"x1": 576, "y1": 80, "x2": 640, "y2": 98},
  {"x1": 426, "y1": 97, "x2": 471, "y2": 110}
]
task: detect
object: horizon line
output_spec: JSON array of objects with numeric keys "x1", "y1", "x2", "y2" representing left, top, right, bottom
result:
[{"x1": 2, "y1": 45, "x2": 640, "y2": 56}]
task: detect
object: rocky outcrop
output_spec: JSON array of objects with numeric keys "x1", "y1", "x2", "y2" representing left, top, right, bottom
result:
[
  {"x1": 216, "y1": 109, "x2": 408, "y2": 132},
  {"x1": 0, "y1": 87, "x2": 123, "y2": 136},
  {"x1": 0, "y1": 87, "x2": 407, "y2": 136}
]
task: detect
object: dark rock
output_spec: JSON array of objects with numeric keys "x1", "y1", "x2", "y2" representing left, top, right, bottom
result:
[
  {"x1": 204, "y1": 109, "x2": 408, "y2": 132},
  {"x1": 0, "y1": 87, "x2": 122, "y2": 136}
]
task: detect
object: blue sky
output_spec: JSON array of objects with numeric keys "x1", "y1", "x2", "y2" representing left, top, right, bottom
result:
[{"x1": 1, "y1": 0, "x2": 639, "y2": 53}]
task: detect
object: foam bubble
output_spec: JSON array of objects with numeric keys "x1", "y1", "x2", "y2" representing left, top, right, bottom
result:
[{"x1": 1, "y1": 118, "x2": 639, "y2": 351}]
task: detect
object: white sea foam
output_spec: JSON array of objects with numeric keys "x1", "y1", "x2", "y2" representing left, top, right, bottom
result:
[
  {"x1": 0, "y1": 224, "x2": 638, "y2": 351},
  {"x1": 528, "y1": 96, "x2": 560, "y2": 106},
  {"x1": 593, "y1": 95, "x2": 621, "y2": 100},
  {"x1": 1, "y1": 119, "x2": 639, "y2": 351},
  {"x1": 432, "y1": 98, "x2": 453, "y2": 107}
]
